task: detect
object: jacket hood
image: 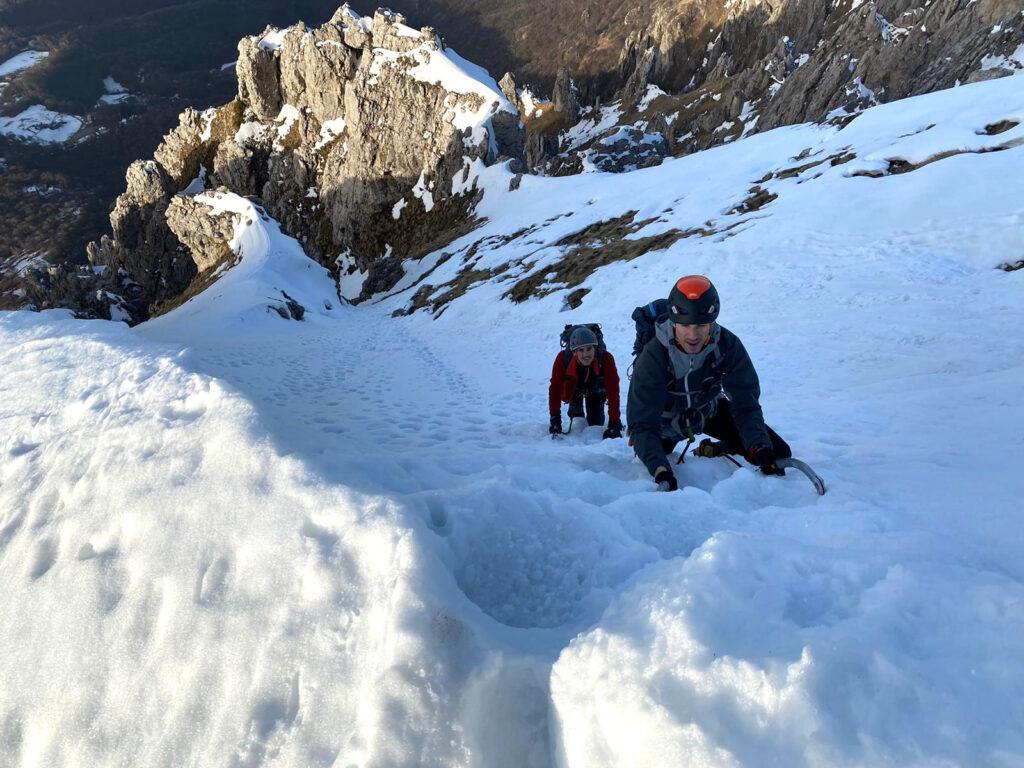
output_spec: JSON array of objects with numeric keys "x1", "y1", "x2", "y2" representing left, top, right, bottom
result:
[{"x1": 655, "y1": 319, "x2": 721, "y2": 379}]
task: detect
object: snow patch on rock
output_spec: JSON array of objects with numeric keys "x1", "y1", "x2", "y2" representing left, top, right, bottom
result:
[
  {"x1": 0, "y1": 50, "x2": 49, "y2": 76},
  {"x1": 0, "y1": 105, "x2": 82, "y2": 144}
]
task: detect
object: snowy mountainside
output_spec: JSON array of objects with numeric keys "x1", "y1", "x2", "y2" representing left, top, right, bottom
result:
[
  {"x1": 386, "y1": 74, "x2": 1024, "y2": 315},
  {"x1": 2, "y1": 75, "x2": 1024, "y2": 767}
]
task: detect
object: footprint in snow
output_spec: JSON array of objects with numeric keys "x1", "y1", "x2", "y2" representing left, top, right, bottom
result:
[
  {"x1": 8, "y1": 442, "x2": 40, "y2": 458},
  {"x1": 300, "y1": 518, "x2": 339, "y2": 558},
  {"x1": 195, "y1": 556, "x2": 231, "y2": 606},
  {"x1": 28, "y1": 536, "x2": 58, "y2": 580},
  {"x1": 233, "y1": 674, "x2": 301, "y2": 768}
]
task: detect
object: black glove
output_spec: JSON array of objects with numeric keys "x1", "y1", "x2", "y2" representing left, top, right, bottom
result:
[
  {"x1": 654, "y1": 467, "x2": 678, "y2": 491},
  {"x1": 602, "y1": 422, "x2": 623, "y2": 440},
  {"x1": 752, "y1": 445, "x2": 785, "y2": 476},
  {"x1": 549, "y1": 415, "x2": 563, "y2": 435},
  {"x1": 696, "y1": 438, "x2": 728, "y2": 458}
]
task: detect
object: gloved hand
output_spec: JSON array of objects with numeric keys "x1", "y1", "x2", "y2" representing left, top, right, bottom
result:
[
  {"x1": 751, "y1": 445, "x2": 785, "y2": 476},
  {"x1": 602, "y1": 422, "x2": 623, "y2": 440},
  {"x1": 654, "y1": 466, "x2": 678, "y2": 491},
  {"x1": 695, "y1": 438, "x2": 720, "y2": 458},
  {"x1": 549, "y1": 415, "x2": 563, "y2": 435}
]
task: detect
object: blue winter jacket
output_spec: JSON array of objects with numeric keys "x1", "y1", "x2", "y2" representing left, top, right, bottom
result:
[{"x1": 627, "y1": 320, "x2": 771, "y2": 477}]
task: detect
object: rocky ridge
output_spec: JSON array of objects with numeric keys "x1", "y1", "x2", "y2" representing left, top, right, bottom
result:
[
  {"x1": 5, "y1": 0, "x2": 1022, "y2": 319},
  {"x1": 539, "y1": 0, "x2": 1024, "y2": 172},
  {"x1": 80, "y1": 5, "x2": 521, "y2": 319}
]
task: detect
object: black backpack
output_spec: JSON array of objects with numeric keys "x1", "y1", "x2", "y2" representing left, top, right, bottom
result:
[
  {"x1": 630, "y1": 299, "x2": 669, "y2": 358},
  {"x1": 559, "y1": 323, "x2": 606, "y2": 368}
]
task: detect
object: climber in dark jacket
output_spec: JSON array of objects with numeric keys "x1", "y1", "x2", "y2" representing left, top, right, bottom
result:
[
  {"x1": 549, "y1": 326, "x2": 623, "y2": 438},
  {"x1": 627, "y1": 275, "x2": 791, "y2": 491}
]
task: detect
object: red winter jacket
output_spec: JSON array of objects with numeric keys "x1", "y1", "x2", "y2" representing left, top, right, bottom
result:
[{"x1": 549, "y1": 350, "x2": 621, "y2": 424}]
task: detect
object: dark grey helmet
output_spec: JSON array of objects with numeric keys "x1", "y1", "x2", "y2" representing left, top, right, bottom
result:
[{"x1": 569, "y1": 326, "x2": 599, "y2": 351}]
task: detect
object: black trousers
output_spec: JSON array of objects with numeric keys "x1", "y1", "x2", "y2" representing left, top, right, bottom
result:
[
  {"x1": 662, "y1": 400, "x2": 791, "y2": 461},
  {"x1": 567, "y1": 392, "x2": 606, "y2": 426}
]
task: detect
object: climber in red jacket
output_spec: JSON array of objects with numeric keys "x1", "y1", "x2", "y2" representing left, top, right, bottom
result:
[{"x1": 549, "y1": 326, "x2": 622, "y2": 438}]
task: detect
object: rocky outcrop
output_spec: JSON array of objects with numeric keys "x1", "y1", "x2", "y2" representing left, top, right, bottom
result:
[
  {"x1": 758, "y1": 0, "x2": 1024, "y2": 131},
  {"x1": 547, "y1": 0, "x2": 1024, "y2": 172},
  {"x1": 619, "y1": 47, "x2": 659, "y2": 112},
  {"x1": 19, "y1": 0, "x2": 1023, "y2": 317},
  {"x1": 164, "y1": 195, "x2": 238, "y2": 273},
  {"x1": 87, "y1": 5, "x2": 522, "y2": 318},
  {"x1": 85, "y1": 159, "x2": 192, "y2": 309},
  {"x1": 552, "y1": 69, "x2": 581, "y2": 124}
]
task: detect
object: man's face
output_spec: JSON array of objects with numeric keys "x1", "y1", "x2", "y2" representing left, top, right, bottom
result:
[
  {"x1": 574, "y1": 344, "x2": 596, "y2": 366},
  {"x1": 673, "y1": 322, "x2": 713, "y2": 354}
]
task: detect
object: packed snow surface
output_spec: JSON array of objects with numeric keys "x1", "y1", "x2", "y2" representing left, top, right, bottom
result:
[{"x1": 2, "y1": 76, "x2": 1024, "y2": 767}]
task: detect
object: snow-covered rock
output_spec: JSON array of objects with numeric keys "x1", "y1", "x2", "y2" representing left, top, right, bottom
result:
[{"x1": 87, "y1": 5, "x2": 522, "y2": 319}]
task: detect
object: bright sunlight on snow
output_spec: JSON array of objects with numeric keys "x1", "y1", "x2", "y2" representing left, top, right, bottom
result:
[{"x1": 2, "y1": 74, "x2": 1023, "y2": 768}]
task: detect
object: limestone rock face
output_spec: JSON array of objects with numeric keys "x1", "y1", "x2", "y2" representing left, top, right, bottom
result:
[
  {"x1": 548, "y1": 0, "x2": 1024, "y2": 172},
  {"x1": 165, "y1": 196, "x2": 239, "y2": 273},
  {"x1": 85, "y1": 160, "x2": 192, "y2": 310},
  {"x1": 552, "y1": 69, "x2": 581, "y2": 124},
  {"x1": 498, "y1": 72, "x2": 519, "y2": 105},
  {"x1": 619, "y1": 47, "x2": 658, "y2": 112},
  {"x1": 757, "y1": 0, "x2": 1024, "y2": 132},
  {"x1": 88, "y1": 4, "x2": 522, "y2": 317}
]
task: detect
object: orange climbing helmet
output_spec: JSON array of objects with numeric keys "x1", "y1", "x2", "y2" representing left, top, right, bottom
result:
[{"x1": 667, "y1": 275, "x2": 720, "y2": 325}]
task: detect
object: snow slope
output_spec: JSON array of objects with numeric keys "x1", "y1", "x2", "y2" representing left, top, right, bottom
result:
[{"x1": 2, "y1": 76, "x2": 1024, "y2": 767}]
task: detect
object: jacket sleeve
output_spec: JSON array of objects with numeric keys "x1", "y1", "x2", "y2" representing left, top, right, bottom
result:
[
  {"x1": 603, "y1": 352, "x2": 621, "y2": 425},
  {"x1": 549, "y1": 352, "x2": 566, "y2": 418},
  {"x1": 722, "y1": 336, "x2": 771, "y2": 452},
  {"x1": 626, "y1": 344, "x2": 671, "y2": 478}
]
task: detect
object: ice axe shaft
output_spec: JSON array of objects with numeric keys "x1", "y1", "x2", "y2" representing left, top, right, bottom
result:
[{"x1": 777, "y1": 458, "x2": 827, "y2": 496}]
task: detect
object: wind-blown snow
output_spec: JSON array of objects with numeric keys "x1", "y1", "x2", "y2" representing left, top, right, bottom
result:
[
  {"x1": 411, "y1": 170, "x2": 435, "y2": 212},
  {"x1": 2, "y1": 76, "x2": 1024, "y2": 767},
  {"x1": 103, "y1": 76, "x2": 126, "y2": 94},
  {"x1": 143, "y1": 192, "x2": 338, "y2": 337},
  {"x1": 335, "y1": 251, "x2": 367, "y2": 301},
  {"x1": 562, "y1": 104, "x2": 624, "y2": 150},
  {"x1": 315, "y1": 116, "x2": 346, "y2": 150},
  {"x1": 368, "y1": 36, "x2": 516, "y2": 137},
  {"x1": 520, "y1": 87, "x2": 546, "y2": 118},
  {"x1": 0, "y1": 50, "x2": 48, "y2": 76},
  {"x1": 273, "y1": 104, "x2": 302, "y2": 151},
  {"x1": 199, "y1": 107, "x2": 217, "y2": 142},
  {"x1": 257, "y1": 28, "x2": 288, "y2": 52},
  {"x1": 637, "y1": 84, "x2": 666, "y2": 111}
]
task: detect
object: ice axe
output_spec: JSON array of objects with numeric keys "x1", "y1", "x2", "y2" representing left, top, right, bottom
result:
[
  {"x1": 550, "y1": 416, "x2": 576, "y2": 440},
  {"x1": 693, "y1": 439, "x2": 827, "y2": 495},
  {"x1": 776, "y1": 458, "x2": 827, "y2": 496}
]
